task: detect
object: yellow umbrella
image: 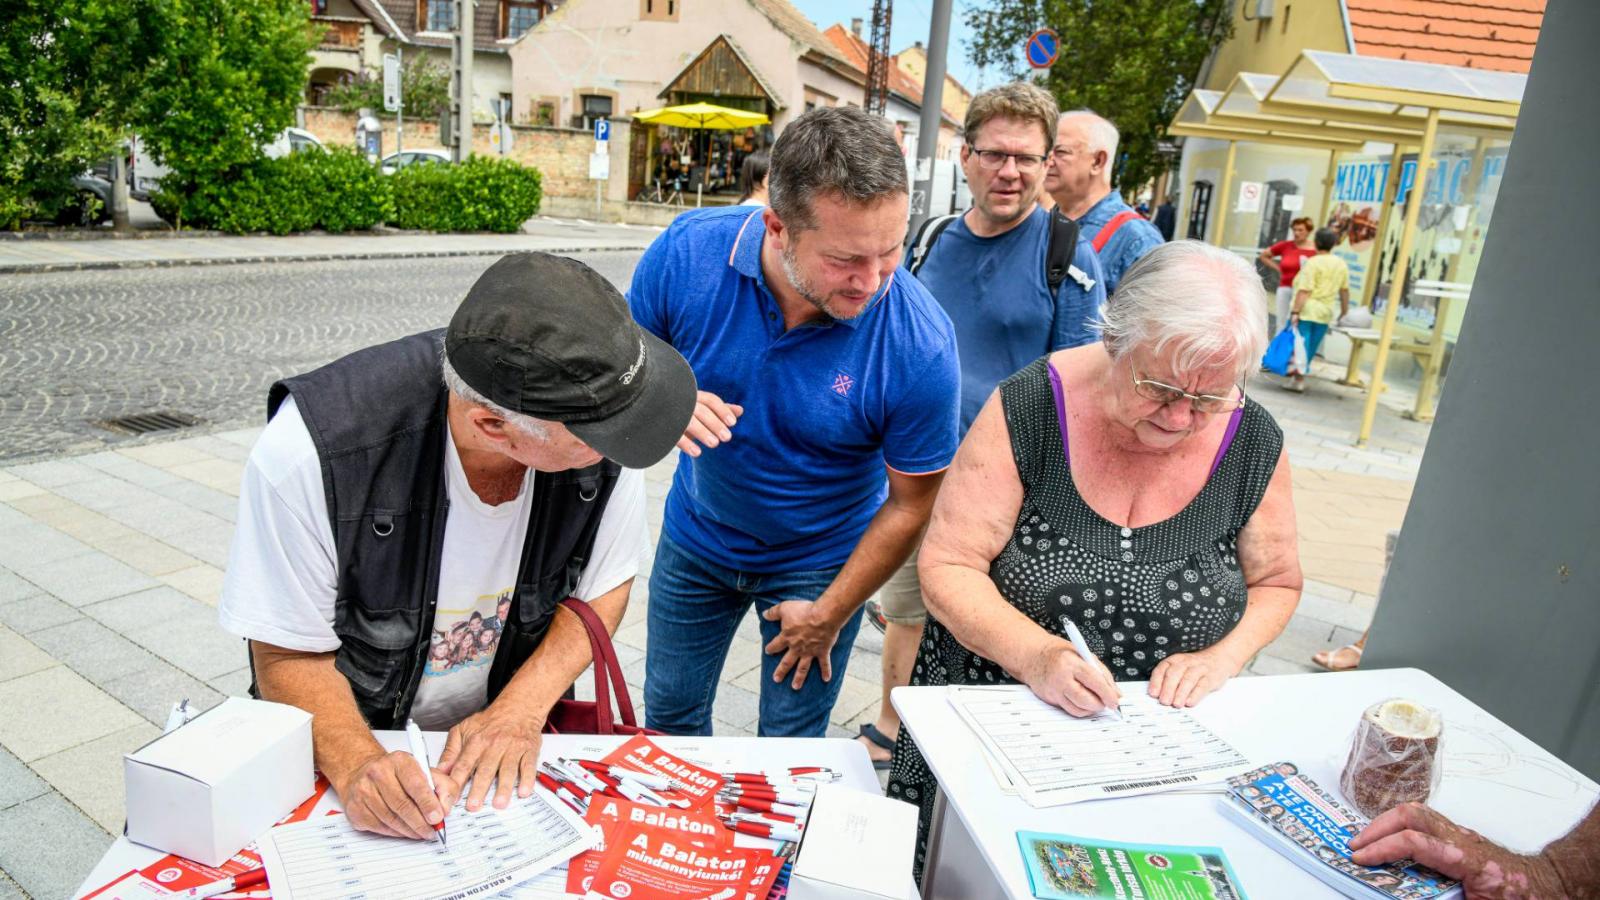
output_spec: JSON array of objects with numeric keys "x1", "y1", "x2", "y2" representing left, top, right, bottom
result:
[{"x1": 633, "y1": 102, "x2": 770, "y2": 131}]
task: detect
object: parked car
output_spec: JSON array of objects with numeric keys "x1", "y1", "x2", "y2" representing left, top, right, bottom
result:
[
  {"x1": 380, "y1": 149, "x2": 451, "y2": 175},
  {"x1": 262, "y1": 127, "x2": 325, "y2": 160}
]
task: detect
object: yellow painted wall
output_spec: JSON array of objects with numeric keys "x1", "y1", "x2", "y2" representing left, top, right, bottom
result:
[{"x1": 1202, "y1": 0, "x2": 1348, "y2": 90}]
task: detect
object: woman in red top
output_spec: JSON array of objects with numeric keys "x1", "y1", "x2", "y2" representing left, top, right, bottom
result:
[{"x1": 1260, "y1": 217, "x2": 1317, "y2": 332}]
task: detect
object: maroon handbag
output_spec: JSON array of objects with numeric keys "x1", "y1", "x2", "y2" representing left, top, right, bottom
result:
[{"x1": 543, "y1": 598, "x2": 658, "y2": 736}]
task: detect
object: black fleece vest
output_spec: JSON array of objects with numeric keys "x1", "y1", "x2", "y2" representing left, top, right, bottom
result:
[{"x1": 255, "y1": 330, "x2": 620, "y2": 728}]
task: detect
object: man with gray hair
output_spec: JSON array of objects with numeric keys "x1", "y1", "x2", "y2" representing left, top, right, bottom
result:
[
  {"x1": 1045, "y1": 109, "x2": 1165, "y2": 294},
  {"x1": 627, "y1": 106, "x2": 960, "y2": 738},
  {"x1": 219, "y1": 253, "x2": 697, "y2": 841}
]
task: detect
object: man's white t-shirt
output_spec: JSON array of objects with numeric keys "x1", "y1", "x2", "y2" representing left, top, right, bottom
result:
[{"x1": 218, "y1": 396, "x2": 648, "y2": 730}]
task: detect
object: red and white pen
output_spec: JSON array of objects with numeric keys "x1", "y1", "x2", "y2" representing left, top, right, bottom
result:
[
  {"x1": 552, "y1": 758, "x2": 609, "y2": 795},
  {"x1": 723, "y1": 816, "x2": 803, "y2": 842},
  {"x1": 718, "y1": 794, "x2": 806, "y2": 819},
  {"x1": 574, "y1": 759, "x2": 681, "y2": 792},
  {"x1": 404, "y1": 719, "x2": 447, "y2": 847},
  {"x1": 536, "y1": 771, "x2": 589, "y2": 814},
  {"x1": 180, "y1": 867, "x2": 268, "y2": 898},
  {"x1": 718, "y1": 784, "x2": 814, "y2": 806},
  {"x1": 725, "y1": 767, "x2": 835, "y2": 781}
]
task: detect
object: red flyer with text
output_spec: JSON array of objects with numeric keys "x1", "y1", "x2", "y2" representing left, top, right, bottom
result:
[
  {"x1": 584, "y1": 828, "x2": 782, "y2": 900},
  {"x1": 602, "y1": 735, "x2": 725, "y2": 810},
  {"x1": 566, "y1": 797, "x2": 730, "y2": 895}
]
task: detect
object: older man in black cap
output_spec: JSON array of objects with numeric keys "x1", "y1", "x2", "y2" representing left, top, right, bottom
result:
[{"x1": 217, "y1": 253, "x2": 696, "y2": 841}]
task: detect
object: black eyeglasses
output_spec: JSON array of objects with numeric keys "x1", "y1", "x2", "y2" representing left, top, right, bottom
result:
[
  {"x1": 1132, "y1": 370, "x2": 1245, "y2": 414},
  {"x1": 968, "y1": 147, "x2": 1048, "y2": 173}
]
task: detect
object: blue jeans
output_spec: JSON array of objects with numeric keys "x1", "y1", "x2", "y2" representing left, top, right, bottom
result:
[
  {"x1": 644, "y1": 533, "x2": 865, "y2": 737},
  {"x1": 1298, "y1": 319, "x2": 1331, "y2": 362}
]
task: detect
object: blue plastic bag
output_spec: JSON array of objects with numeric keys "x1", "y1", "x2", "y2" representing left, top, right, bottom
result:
[{"x1": 1263, "y1": 324, "x2": 1296, "y2": 375}]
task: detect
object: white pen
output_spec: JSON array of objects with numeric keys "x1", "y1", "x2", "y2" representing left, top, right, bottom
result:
[
  {"x1": 163, "y1": 698, "x2": 191, "y2": 734},
  {"x1": 404, "y1": 719, "x2": 448, "y2": 846},
  {"x1": 1061, "y1": 620, "x2": 1123, "y2": 721}
]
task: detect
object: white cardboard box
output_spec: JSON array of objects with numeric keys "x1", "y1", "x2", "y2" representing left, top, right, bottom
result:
[
  {"x1": 790, "y1": 783, "x2": 921, "y2": 900},
  {"x1": 124, "y1": 697, "x2": 313, "y2": 866}
]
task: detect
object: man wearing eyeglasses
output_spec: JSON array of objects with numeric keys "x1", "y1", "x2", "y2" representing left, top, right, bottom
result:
[
  {"x1": 854, "y1": 82, "x2": 1106, "y2": 770},
  {"x1": 1045, "y1": 110, "x2": 1166, "y2": 295}
]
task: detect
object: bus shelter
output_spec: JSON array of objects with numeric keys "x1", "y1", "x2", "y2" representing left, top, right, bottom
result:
[{"x1": 1169, "y1": 50, "x2": 1523, "y2": 446}]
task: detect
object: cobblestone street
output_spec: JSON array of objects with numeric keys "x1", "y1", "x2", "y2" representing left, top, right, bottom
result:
[
  {"x1": 0, "y1": 252, "x2": 644, "y2": 462},
  {"x1": 0, "y1": 248, "x2": 1433, "y2": 898}
]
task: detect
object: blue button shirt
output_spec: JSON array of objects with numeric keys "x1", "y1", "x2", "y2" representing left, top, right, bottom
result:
[
  {"x1": 629, "y1": 206, "x2": 960, "y2": 573},
  {"x1": 909, "y1": 206, "x2": 1106, "y2": 435},
  {"x1": 1077, "y1": 192, "x2": 1166, "y2": 294}
]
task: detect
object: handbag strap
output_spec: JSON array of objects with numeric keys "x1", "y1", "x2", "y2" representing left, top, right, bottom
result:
[{"x1": 558, "y1": 597, "x2": 638, "y2": 734}]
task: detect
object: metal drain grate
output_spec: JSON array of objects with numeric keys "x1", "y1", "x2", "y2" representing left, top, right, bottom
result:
[{"x1": 97, "y1": 411, "x2": 204, "y2": 435}]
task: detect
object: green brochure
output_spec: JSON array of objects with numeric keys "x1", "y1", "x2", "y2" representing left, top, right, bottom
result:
[{"x1": 1017, "y1": 831, "x2": 1249, "y2": 900}]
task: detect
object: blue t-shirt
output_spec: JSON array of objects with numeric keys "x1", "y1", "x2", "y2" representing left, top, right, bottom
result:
[
  {"x1": 1078, "y1": 191, "x2": 1166, "y2": 294},
  {"x1": 629, "y1": 206, "x2": 961, "y2": 573},
  {"x1": 910, "y1": 206, "x2": 1106, "y2": 435}
]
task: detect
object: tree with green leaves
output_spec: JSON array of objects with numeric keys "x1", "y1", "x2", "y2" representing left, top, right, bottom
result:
[
  {"x1": 0, "y1": 0, "x2": 154, "y2": 228},
  {"x1": 137, "y1": 0, "x2": 317, "y2": 224},
  {"x1": 322, "y1": 54, "x2": 451, "y2": 121},
  {"x1": 966, "y1": 0, "x2": 1232, "y2": 195}
]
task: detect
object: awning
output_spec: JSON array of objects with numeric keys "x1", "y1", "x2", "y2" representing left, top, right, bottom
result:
[{"x1": 632, "y1": 103, "x2": 772, "y2": 131}]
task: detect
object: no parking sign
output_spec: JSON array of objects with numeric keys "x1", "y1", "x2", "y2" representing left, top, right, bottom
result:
[{"x1": 1026, "y1": 29, "x2": 1059, "y2": 69}]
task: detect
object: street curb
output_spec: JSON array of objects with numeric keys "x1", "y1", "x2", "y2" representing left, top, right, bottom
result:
[{"x1": 0, "y1": 243, "x2": 653, "y2": 274}]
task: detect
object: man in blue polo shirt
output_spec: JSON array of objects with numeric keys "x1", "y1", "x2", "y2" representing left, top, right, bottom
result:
[
  {"x1": 628, "y1": 106, "x2": 960, "y2": 738},
  {"x1": 855, "y1": 82, "x2": 1106, "y2": 768},
  {"x1": 1045, "y1": 109, "x2": 1165, "y2": 294}
]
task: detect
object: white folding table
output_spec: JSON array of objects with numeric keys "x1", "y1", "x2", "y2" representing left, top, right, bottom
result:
[
  {"x1": 75, "y1": 733, "x2": 878, "y2": 899},
  {"x1": 895, "y1": 668, "x2": 1598, "y2": 900}
]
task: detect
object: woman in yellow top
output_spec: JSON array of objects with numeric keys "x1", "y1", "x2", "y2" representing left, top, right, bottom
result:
[{"x1": 1285, "y1": 228, "x2": 1351, "y2": 393}]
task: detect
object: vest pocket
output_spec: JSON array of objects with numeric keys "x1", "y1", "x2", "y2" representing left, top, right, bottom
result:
[
  {"x1": 334, "y1": 605, "x2": 416, "y2": 715},
  {"x1": 339, "y1": 508, "x2": 426, "y2": 612}
]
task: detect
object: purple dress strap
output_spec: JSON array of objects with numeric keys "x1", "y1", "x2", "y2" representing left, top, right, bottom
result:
[
  {"x1": 1046, "y1": 362, "x2": 1071, "y2": 464},
  {"x1": 1047, "y1": 361, "x2": 1244, "y2": 478},
  {"x1": 1210, "y1": 404, "x2": 1245, "y2": 477}
]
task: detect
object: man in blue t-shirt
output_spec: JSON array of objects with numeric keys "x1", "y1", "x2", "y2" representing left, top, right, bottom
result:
[
  {"x1": 628, "y1": 107, "x2": 960, "y2": 738},
  {"x1": 1046, "y1": 110, "x2": 1166, "y2": 295},
  {"x1": 855, "y1": 82, "x2": 1107, "y2": 768}
]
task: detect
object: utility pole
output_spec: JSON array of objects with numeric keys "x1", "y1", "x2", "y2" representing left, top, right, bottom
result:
[
  {"x1": 864, "y1": 0, "x2": 893, "y2": 116},
  {"x1": 451, "y1": 0, "x2": 475, "y2": 162},
  {"x1": 907, "y1": 0, "x2": 952, "y2": 241}
]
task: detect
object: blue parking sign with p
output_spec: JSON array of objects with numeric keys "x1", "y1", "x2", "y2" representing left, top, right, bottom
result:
[{"x1": 594, "y1": 119, "x2": 610, "y2": 142}]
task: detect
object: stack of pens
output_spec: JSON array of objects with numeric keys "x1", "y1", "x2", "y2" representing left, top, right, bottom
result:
[{"x1": 714, "y1": 767, "x2": 839, "y2": 844}]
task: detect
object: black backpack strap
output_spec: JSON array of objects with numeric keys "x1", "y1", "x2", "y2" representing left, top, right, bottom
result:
[
  {"x1": 908, "y1": 213, "x2": 961, "y2": 276},
  {"x1": 1044, "y1": 210, "x2": 1097, "y2": 294}
]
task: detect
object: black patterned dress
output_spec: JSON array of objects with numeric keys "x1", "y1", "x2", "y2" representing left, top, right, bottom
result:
[{"x1": 885, "y1": 357, "x2": 1284, "y2": 877}]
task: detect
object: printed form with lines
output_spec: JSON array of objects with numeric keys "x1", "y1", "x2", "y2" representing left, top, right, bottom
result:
[{"x1": 949, "y1": 685, "x2": 1256, "y2": 807}]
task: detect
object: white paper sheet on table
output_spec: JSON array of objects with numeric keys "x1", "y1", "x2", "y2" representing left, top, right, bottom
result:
[
  {"x1": 949, "y1": 685, "x2": 1254, "y2": 807},
  {"x1": 256, "y1": 787, "x2": 593, "y2": 900}
]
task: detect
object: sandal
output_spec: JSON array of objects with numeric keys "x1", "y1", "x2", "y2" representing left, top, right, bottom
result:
[
  {"x1": 857, "y1": 723, "x2": 896, "y2": 770},
  {"x1": 1312, "y1": 643, "x2": 1363, "y2": 672}
]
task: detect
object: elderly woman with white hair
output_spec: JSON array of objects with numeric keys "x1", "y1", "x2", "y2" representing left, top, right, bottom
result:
[{"x1": 886, "y1": 241, "x2": 1303, "y2": 871}]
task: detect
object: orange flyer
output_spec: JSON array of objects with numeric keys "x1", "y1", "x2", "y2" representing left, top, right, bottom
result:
[
  {"x1": 601, "y1": 735, "x2": 725, "y2": 810},
  {"x1": 585, "y1": 828, "x2": 783, "y2": 900},
  {"x1": 566, "y1": 797, "x2": 729, "y2": 895}
]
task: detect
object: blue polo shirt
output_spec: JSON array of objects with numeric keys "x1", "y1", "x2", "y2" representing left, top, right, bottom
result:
[
  {"x1": 629, "y1": 206, "x2": 960, "y2": 573},
  {"x1": 1078, "y1": 191, "x2": 1165, "y2": 294},
  {"x1": 909, "y1": 206, "x2": 1106, "y2": 435}
]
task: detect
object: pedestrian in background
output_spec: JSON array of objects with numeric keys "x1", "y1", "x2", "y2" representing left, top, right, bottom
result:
[
  {"x1": 1044, "y1": 110, "x2": 1166, "y2": 294},
  {"x1": 1285, "y1": 227, "x2": 1351, "y2": 393},
  {"x1": 738, "y1": 151, "x2": 770, "y2": 206},
  {"x1": 865, "y1": 81, "x2": 1105, "y2": 769},
  {"x1": 1261, "y1": 216, "x2": 1318, "y2": 333},
  {"x1": 627, "y1": 106, "x2": 960, "y2": 739},
  {"x1": 1153, "y1": 194, "x2": 1178, "y2": 242}
]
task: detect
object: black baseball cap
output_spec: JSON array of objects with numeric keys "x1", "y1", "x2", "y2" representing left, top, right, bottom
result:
[{"x1": 444, "y1": 252, "x2": 696, "y2": 469}]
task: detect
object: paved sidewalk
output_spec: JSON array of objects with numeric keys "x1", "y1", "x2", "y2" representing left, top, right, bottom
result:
[
  {"x1": 0, "y1": 362, "x2": 1429, "y2": 898},
  {"x1": 0, "y1": 218, "x2": 657, "y2": 273}
]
